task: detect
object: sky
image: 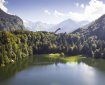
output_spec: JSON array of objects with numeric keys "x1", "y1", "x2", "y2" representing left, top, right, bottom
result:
[{"x1": 0, "y1": 0, "x2": 105, "y2": 24}]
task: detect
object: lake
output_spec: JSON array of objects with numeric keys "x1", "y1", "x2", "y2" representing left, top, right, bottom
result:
[{"x1": 0, "y1": 56, "x2": 105, "y2": 85}]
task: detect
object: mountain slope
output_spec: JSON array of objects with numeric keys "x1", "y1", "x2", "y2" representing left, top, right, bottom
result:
[
  {"x1": 50, "y1": 19, "x2": 88, "y2": 33},
  {"x1": 25, "y1": 19, "x2": 88, "y2": 33},
  {"x1": 0, "y1": 9, "x2": 25, "y2": 31},
  {"x1": 73, "y1": 14, "x2": 105, "y2": 40}
]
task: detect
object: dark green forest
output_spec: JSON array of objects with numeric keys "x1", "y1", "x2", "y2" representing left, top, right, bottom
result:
[{"x1": 0, "y1": 30, "x2": 105, "y2": 66}]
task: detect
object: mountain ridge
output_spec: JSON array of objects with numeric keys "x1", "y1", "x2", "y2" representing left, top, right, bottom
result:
[
  {"x1": 73, "y1": 14, "x2": 105, "y2": 40},
  {"x1": 0, "y1": 9, "x2": 25, "y2": 31},
  {"x1": 25, "y1": 19, "x2": 88, "y2": 33}
]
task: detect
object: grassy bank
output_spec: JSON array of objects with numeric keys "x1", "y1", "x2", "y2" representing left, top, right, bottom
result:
[
  {"x1": 0, "y1": 53, "x2": 85, "y2": 67},
  {"x1": 35, "y1": 53, "x2": 85, "y2": 63}
]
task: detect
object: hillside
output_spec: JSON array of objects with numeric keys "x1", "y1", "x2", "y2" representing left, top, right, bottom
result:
[
  {"x1": 0, "y1": 9, "x2": 25, "y2": 31},
  {"x1": 73, "y1": 14, "x2": 105, "y2": 40},
  {"x1": 51, "y1": 19, "x2": 88, "y2": 33}
]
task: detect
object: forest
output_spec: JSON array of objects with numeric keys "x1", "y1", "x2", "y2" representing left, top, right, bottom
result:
[{"x1": 0, "y1": 30, "x2": 105, "y2": 66}]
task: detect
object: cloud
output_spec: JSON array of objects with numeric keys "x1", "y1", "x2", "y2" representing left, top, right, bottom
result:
[
  {"x1": 53, "y1": 10, "x2": 65, "y2": 18},
  {"x1": 75, "y1": 2, "x2": 85, "y2": 8},
  {"x1": 45, "y1": 0, "x2": 105, "y2": 22},
  {"x1": 80, "y1": 4, "x2": 85, "y2": 8},
  {"x1": 0, "y1": 0, "x2": 8, "y2": 12},
  {"x1": 44, "y1": 10, "x2": 51, "y2": 15},
  {"x1": 83, "y1": 0, "x2": 105, "y2": 21},
  {"x1": 71, "y1": 0, "x2": 105, "y2": 21}
]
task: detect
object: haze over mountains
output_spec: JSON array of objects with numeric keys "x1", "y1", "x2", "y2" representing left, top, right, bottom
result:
[
  {"x1": 24, "y1": 19, "x2": 89, "y2": 33},
  {"x1": 50, "y1": 19, "x2": 89, "y2": 33},
  {"x1": 24, "y1": 21, "x2": 54, "y2": 32}
]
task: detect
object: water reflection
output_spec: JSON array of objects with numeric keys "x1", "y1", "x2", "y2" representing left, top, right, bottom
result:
[
  {"x1": 81, "y1": 58, "x2": 105, "y2": 71},
  {"x1": 79, "y1": 62, "x2": 96, "y2": 85},
  {"x1": 0, "y1": 56, "x2": 105, "y2": 85}
]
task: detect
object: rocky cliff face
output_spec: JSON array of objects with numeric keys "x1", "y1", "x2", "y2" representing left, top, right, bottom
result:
[{"x1": 0, "y1": 9, "x2": 25, "y2": 31}]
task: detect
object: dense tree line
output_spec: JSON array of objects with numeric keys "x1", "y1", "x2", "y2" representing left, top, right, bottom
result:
[{"x1": 0, "y1": 30, "x2": 105, "y2": 66}]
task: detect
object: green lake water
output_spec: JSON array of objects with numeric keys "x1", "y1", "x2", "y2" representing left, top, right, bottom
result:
[{"x1": 0, "y1": 56, "x2": 105, "y2": 85}]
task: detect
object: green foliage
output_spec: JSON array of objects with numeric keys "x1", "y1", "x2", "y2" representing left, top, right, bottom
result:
[
  {"x1": 0, "y1": 30, "x2": 105, "y2": 66},
  {"x1": 60, "y1": 52, "x2": 65, "y2": 57}
]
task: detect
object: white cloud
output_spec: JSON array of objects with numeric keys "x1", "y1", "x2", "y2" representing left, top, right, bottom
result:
[
  {"x1": 44, "y1": 10, "x2": 51, "y2": 15},
  {"x1": 75, "y1": 2, "x2": 85, "y2": 8},
  {"x1": 75, "y1": 0, "x2": 105, "y2": 22},
  {"x1": 83, "y1": 0, "x2": 105, "y2": 21},
  {"x1": 80, "y1": 4, "x2": 85, "y2": 8},
  {"x1": 71, "y1": 0, "x2": 105, "y2": 21},
  {"x1": 53, "y1": 10, "x2": 65, "y2": 17},
  {"x1": 0, "y1": 0, "x2": 8, "y2": 12},
  {"x1": 45, "y1": 0, "x2": 105, "y2": 23}
]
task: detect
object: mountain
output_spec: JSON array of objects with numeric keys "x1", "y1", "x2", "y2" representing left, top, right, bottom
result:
[
  {"x1": 73, "y1": 14, "x2": 105, "y2": 40},
  {"x1": 24, "y1": 21, "x2": 54, "y2": 32},
  {"x1": 0, "y1": 9, "x2": 25, "y2": 31},
  {"x1": 25, "y1": 19, "x2": 88, "y2": 33},
  {"x1": 50, "y1": 19, "x2": 88, "y2": 33}
]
